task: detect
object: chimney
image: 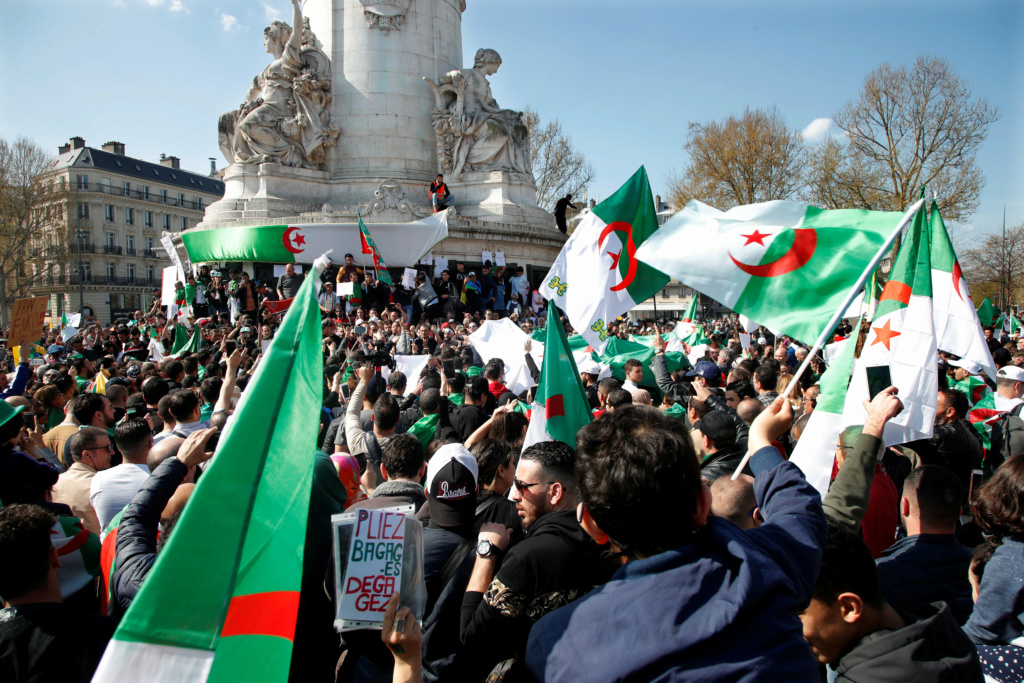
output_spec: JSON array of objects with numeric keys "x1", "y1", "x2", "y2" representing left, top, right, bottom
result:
[
  {"x1": 159, "y1": 154, "x2": 180, "y2": 170},
  {"x1": 589, "y1": 199, "x2": 596, "y2": 210},
  {"x1": 70, "y1": 136, "x2": 86, "y2": 150},
  {"x1": 101, "y1": 141, "x2": 125, "y2": 155},
  {"x1": 209, "y1": 157, "x2": 217, "y2": 176},
  {"x1": 58, "y1": 142, "x2": 70, "y2": 154},
  {"x1": 655, "y1": 194, "x2": 662, "y2": 211}
]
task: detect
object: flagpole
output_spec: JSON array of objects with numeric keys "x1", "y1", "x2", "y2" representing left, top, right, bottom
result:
[{"x1": 730, "y1": 197, "x2": 926, "y2": 481}]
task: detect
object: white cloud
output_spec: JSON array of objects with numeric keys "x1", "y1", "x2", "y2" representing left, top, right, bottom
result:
[
  {"x1": 221, "y1": 13, "x2": 238, "y2": 31},
  {"x1": 263, "y1": 1, "x2": 282, "y2": 21},
  {"x1": 801, "y1": 118, "x2": 832, "y2": 142},
  {"x1": 145, "y1": 0, "x2": 163, "y2": 6},
  {"x1": 169, "y1": 0, "x2": 184, "y2": 10}
]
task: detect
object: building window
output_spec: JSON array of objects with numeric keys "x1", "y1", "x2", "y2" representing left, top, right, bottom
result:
[
  {"x1": 126, "y1": 235, "x2": 135, "y2": 251},
  {"x1": 162, "y1": 214, "x2": 170, "y2": 230},
  {"x1": 145, "y1": 237, "x2": 154, "y2": 250},
  {"x1": 56, "y1": 294, "x2": 65, "y2": 316},
  {"x1": 76, "y1": 174, "x2": 89, "y2": 190},
  {"x1": 180, "y1": 217, "x2": 187, "y2": 231},
  {"x1": 160, "y1": 189, "x2": 168, "y2": 203},
  {"x1": 104, "y1": 204, "x2": 114, "y2": 222},
  {"x1": 81, "y1": 263, "x2": 91, "y2": 279},
  {"x1": 146, "y1": 266, "x2": 154, "y2": 281},
  {"x1": 142, "y1": 185, "x2": 150, "y2": 200},
  {"x1": 105, "y1": 233, "x2": 116, "y2": 248},
  {"x1": 195, "y1": 196, "x2": 203, "y2": 210},
  {"x1": 177, "y1": 193, "x2": 185, "y2": 207},
  {"x1": 78, "y1": 202, "x2": 90, "y2": 218},
  {"x1": 107, "y1": 263, "x2": 116, "y2": 278},
  {"x1": 127, "y1": 264, "x2": 136, "y2": 280},
  {"x1": 122, "y1": 181, "x2": 131, "y2": 197},
  {"x1": 144, "y1": 211, "x2": 152, "y2": 228},
  {"x1": 125, "y1": 207, "x2": 134, "y2": 225}
]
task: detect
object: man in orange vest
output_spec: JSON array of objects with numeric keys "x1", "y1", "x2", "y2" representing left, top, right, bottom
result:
[{"x1": 430, "y1": 174, "x2": 452, "y2": 213}]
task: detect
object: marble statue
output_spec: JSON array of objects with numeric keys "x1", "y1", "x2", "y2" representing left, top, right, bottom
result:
[
  {"x1": 218, "y1": 0, "x2": 340, "y2": 171},
  {"x1": 424, "y1": 48, "x2": 533, "y2": 179}
]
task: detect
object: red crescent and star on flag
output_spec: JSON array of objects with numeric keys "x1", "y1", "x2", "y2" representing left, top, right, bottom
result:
[
  {"x1": 870, "y1": 280, "x2": 911, "y2": 350},
  {"x1": 282, "y1": 226, "x2": 307, "y2": 254},
  {"x1": 952, "y1": 260, "x2": 972, "y2": 302},
  {"x1": 728, "y1": 227, "x2": 818, "y2": 278},
  {"x1": 599, "y1": 221, "x2": 638, "y2": 292}
]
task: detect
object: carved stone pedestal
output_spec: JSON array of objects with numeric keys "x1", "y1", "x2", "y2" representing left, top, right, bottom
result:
[
  {"x1": 450, "y1": 170, "x2": 551, "y2": 230},
  {"x1": 201, "y1": 163, "x2": 334, "y2": 228}
]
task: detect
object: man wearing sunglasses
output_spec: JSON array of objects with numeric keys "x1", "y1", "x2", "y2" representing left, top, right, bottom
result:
[
  {"x1": 460, "y1": 441, "x2": 606, "y2": 678},
  {"x1": 52, "y1": 427, "x2": 113, "y2": 535}
]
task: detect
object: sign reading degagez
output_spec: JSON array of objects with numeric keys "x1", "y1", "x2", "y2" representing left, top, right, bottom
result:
[
  {"x1": 8, "y1": 297, "x2": 48, "y2": 348},
  {"x1": 340, "y1": 508, "x2": 406, "y2": 623}
]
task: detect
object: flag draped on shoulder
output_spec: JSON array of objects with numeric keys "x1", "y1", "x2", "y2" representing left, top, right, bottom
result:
[
  {"x1": 358, "y1": 212, "x2": 393, "y2": 286},
  {"x1": 635, "y1": 200, "x2": 908, "y2": 347},
  {"x1": 92, "y1": 255, "x2": 328, "y2": 683},
  {"x1": 929, "y1": 201, "x2": 997, "y2": 378},
  {"x1": 541, "y1": 167, "x2": 668, "y2": 353},
  {"x1": 841, "y1": 206, "x2": 938, "y2": 446},
  {"x1": 522, "y1": 300, "x2": 593, "y2": 450}
]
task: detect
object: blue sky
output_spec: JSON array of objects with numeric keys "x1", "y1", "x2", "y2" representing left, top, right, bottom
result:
[{"x1": 1, "y1": 0, "x2": 1020, "y2": 240}]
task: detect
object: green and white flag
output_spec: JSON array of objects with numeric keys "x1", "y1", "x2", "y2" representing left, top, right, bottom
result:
[
  {"x1": 522, "y1": 300, "x2": 594, "y2": 450},
  {"x1": 841, "y1": 206, "x2": 937, "y2": 446},
  {"x1": 635, "y1": 200, "x2": 909, "y2": 347},
  {"x1": 541, "y1": 167, "x2": 669, "y2": 353},
  {"x1": 169, "y1": 326, "x2": 203, "y2": 359},
  {"x1": 929, "y1": 202, "x2": 997, "y2": 378},
  {"x1": 169, "y1": 322, "x2": 190, "y2": 355},
  {"x1": 976, "y1": 297, "x2": 999, "y2": 329},
  {"x1": 92, "y1": 255, "x2": 328, "y2": 683},
  {"x1": 995, "y1": 312, "x2": 1023, "y2": 336},
  {"x1": 178, "y1": 215, "x2": 448, "y2": 267}
]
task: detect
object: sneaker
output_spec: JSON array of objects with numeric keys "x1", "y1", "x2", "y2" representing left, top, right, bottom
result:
[{"x1": 433, "y1": 207, "x2": 439, "y2": 213}]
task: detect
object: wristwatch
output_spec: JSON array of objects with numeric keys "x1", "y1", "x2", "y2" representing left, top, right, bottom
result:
[{"x1": 476, "y1": 539, "x2": 503, "y2": 559}]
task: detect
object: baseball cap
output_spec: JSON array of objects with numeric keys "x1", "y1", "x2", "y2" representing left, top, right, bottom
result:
[
  {"x1": 948, "y1": 358, "x2": 981, "y2": 375},
  {"x1": 578, "y1": 359, "x2": 602, "y2": 376},
  {"x1": 686, "y1": 360, "x2": 720, "y2": 380},
  {"x1": 46, "y1": 344, "x2": 64, "y2": 355},
  {"x1": 425, "y1": 443, "x2": 478, "y2": 529},
  {"x1": 698, "y1": 410, "x2": 735, "y2": 443},
  {"x1": 997, "y1": 366, "x2": 1024, "y2": 382}
]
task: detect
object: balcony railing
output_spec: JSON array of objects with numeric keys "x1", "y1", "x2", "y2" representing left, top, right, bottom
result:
[
  {"x1": 125, "y1": 247, "x2": 137, "y2": 256},
  {"x1": 79, "y1": 184, "x2": 209, "y2": 210},
  {"x1": 56, "y1": 274, "x2": 161, "y2": 287},
  {"x1": 69, "y1": 242, "x2": 96, "y2": 253},
  {"x1": 143, "y1": 249, "x2": 159, "y2": 258},
  {"x1": 103, "y1": 245, "x2": 123, "y2": 255}
]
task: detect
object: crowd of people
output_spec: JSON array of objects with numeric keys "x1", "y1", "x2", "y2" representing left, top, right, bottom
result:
[{"x1": 3, "y1": 255, "x2": 1024, "y2": 683}]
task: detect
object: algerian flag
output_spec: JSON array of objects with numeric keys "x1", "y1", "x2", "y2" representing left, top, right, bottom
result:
[
  {"x1": 170, "y1": 327, "x2": 203, "y2": 359},
  {"x1": 969, "y1": 392, "x2": 1024, "y2": 452},
  {"x1": 92, "y1": 255, "x2": 327, "y2": 683},
  {"x1": 681, "y1": 295, "x2": 699, "y2": 323},
  {"x1": 841, "y1": 206, "x2": 938, "y2": 446},
  {"x1": 977, "y1": 297, "x2": 999, "y2": 329},
  {"x1": 358, "y1": 212, "x2": 393, "y2": 286},
  {"x1": 929, "y1": 202, "x2": 997, "y2": 377},
  {"x1": 178, "y1": 216, "x2": 448, "y2": 267},
  {"x1": 61, "y1": 312, "x2": 69, "y2": 327},
  {"x1": 542, "y1": 167, "x2": 669, "y2": 353},
  {"x1": 790, "y1": 327, "x2": 857, "y2": 497},
  {"x1": 522, "y1": 300, "x2": 594, "y2": 450},
  {"x1": 953, "y1": 375, "x2": 990, "y2": 407},
  {"x1": 635, "y1": 200, "x2": 909, "y2": 347},
  {"x1": 995, "y1": 312, "x2": 1023, "y2": 336},
  {"x1": 169, "y1": 323, "x2": 190, "y2": 355},
  {"x1": 61, "y1": 325, "x2": 79, "y2": 343},
  {"x1": 52, "y1": 515, "x2": 100, "y2": 601}
]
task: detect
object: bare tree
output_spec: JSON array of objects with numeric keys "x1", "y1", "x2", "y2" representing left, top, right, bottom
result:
[
  {"x1": 959, "y1": 222, "x2": 1024, "y2": 307},
  {"x1": 523, "y1": 108, "x2": 596, "y2": 212},
  {"x1": 0, "y1": 137, "x2": 65, "y2": 328},
  {"x1": 806, "y1": 56, "x2": 999, "y2": 222},
  {"x1": 666, "y1": 106, "x2": 805, "y2": 210}
]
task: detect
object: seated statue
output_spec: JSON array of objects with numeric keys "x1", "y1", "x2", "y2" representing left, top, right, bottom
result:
[
  {"x1": 424, "y1": 49, "x2": 533, "y2": 179},
  {"x1": 218, "y1": 0, "x2": 339, "y2": 171}
]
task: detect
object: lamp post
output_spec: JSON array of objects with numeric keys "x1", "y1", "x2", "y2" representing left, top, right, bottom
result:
[{"x1": 75, "y1": 228, "x2": 87, "y2": 314}]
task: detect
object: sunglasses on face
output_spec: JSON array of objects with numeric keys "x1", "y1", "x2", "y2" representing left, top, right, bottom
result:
[{"x1": 513, "y1": 477, "x2": 555, "y2": 493}]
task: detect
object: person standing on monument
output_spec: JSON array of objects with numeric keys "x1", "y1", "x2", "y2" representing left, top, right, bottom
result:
[
  {"x1": 554, "y1": 194, "x2": 578, "y2": 234},
  {"x1": 430, "y1": 174, "x2": 452, "y2": 213}
]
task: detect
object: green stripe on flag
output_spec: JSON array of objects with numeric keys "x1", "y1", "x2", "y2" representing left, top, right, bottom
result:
[
  {"x1": 181, "y1": 225, "x2": 295, "y2": 263},
  {"x1": 535, "y1": 300, "x2": 593, "y2": 446}
]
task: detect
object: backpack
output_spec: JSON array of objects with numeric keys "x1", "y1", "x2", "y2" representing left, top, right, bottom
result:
[{"x1": 990, "y1": 403, "x2": 1024, "y2": 473}]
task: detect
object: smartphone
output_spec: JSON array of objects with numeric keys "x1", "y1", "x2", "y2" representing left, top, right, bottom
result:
[
  {"x1": 341, "y1": 383, "x2": 351, "y2": 400},
  {"x1": 968, "y1": 468, "x2": 984, "y2": 505},
  {"x1": 23, "y1": 413, "x2": 36, "y2": 431},
  {"x1": 443, "y1": 360, "x2": 455, "y2": 379},
  {"x1": 224, "y1": 340, "x2": 237, "y2": 354},
  {"x1": 866, "y1": 365, "x2": 892, "y2": 400},
  {"x1": 353, "y1": 325, "x2": 367, "y2": 335}
]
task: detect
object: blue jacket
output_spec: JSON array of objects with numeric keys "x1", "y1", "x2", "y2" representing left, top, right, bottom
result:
[
  {"x1": 525, "y1": 448, "x2": 826, "y2": 682},
  {"x1": 964, "y1": 539, "x2": 1024, "y2": 646},
  {"x1": 876, "y1": 533, "x2": 974, "y2": 625},
  {"x1": 0, "y1": 362, "x2": 30, "y2": 400}
]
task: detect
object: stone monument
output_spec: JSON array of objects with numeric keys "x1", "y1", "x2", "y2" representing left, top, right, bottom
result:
[{"x1": 198, "y1": 0, "x2": 564, "y2": 275}]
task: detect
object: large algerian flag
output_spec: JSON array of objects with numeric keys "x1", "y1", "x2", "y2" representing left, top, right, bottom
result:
[
  {"x1": 178, "y1": 215, "x2": 447, "y2": 267},
  {"x1": 169, "y1": 327, "x2": 203, "y2": 359},
  {"x1": 841, "y1": 206, "x2": 938, "y2": 446},
  {"x1": 635, "y1": 200, "x2": 910, "y2": 347},
  {"x1": 522, "y1": 300, "x2": 594, "y2": 450},
  {"x1": 92, "y1": 256, "x2": 327, "y2": 683},
  {"x1": 790, "y1": 327, "x2": 857, "y2": 497},
  {"x1": 929, "y1": 202, "x2": 997, "y2": 378},
  {"x1": 953, "y1": 374, "x2": 991, "y2": 407},
  {"x1": 169, "y1": 322, "x2": 190, "y2": 355},
  {"x1": 542, "y1": 167, "x2": 668, "y2": 353},
  {"x1": 358, "y1": 212, "x2": 393, "y2": 286},
  {"x1": 977, "y1": 297, "x2": 999, "y2": 329}
]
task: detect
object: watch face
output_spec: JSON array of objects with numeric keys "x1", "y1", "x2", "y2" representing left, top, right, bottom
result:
[{"x1": 476, "y1": 540, "x2": 492, "y2": 557}]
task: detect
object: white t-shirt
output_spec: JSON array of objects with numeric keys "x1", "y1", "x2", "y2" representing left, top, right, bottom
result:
[{"x1": 90, "y1": 463, "x2": 151, "y2": 540}]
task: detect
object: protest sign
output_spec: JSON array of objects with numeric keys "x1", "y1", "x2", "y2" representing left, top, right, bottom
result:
[
  {"x1": 332, "y1": 505, "x2": 425, "y2": 631},
  {"x1": 402, "y1": 268, "x2": 418, "y2": 289},
  {"x1": 8, "y1": 297, "x2": 48, "y2": 347},
  {"x1": 420, "y1": 252, "x2": 433, "y2": 266},
  {"x1": 434, "y1": 255, "x2": 449, "y2": 273},
  {"x1": 482, "y1": 250, "x2": 494, "y2": 265},
  {"x1": 739, "y1": 333, "x2": 751, "y2": 351},
  {"x1": 495, "y1": 251, "x2": 506, "y2": 267},
  {"x1": 339, "y1": 282, "x2": 354, "y2": 296}
]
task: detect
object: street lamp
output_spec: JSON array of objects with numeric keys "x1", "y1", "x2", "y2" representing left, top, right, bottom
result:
[{"x1": 74, "y1": 228, "x2": 87, "y2": 314}]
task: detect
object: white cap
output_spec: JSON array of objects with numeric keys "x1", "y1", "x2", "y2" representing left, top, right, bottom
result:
[
  {"x1": 426, "y1": 443, "x2": 479, "y2": 492},
  {"x1": 948, "y1": 358, "x2": 982, "y2": 375},
  {"x1": 578, "y1": 359, "x2": 602, "y2": 375},
  {"x1": 997, "y1": 366, "x2": 1024, "y2": 382}
]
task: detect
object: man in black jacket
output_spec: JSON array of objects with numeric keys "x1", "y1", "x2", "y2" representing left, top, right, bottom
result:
[
  {"x1": 698, "y1": 411, "x2": 751, "y2": 482},
  {"x1": 459, "y1": 440, "x2": 605, "y2": 678},
  {"x1": 451, "y1": 377, "x2": 489, "y2": 442}
]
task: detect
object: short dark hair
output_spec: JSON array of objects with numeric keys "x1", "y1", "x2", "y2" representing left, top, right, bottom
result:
[
  {"x1": 142, "y1": 376, "x2": 170, "y2": 405},
  {"x1": 115, "y1": 418, "x2": 152, "y2": 455},
  {"x1": 726, "y1": 380, "x2": 757, "y2": 400},
  {"x1": 754, "y1": 365, "x2": 778, "y2": 391},
  {"x1": 419, "y1": 388, "x2": 441, "y2": 413},
  {"x1": 814, "y1": 519, "x2": 884, "y2": 607},
  {"x1": 69, "y1": 427, "x2": 107, "y2": 463},
  {"x1": 576, "y1": 406, "x2": 700, "y2": 557},
  {"x1": 606, "y1": 389, "x2": 633, "y2": 409},
  {"x1": 373, "y1": 393, "x2": 401, "y2": 431},
  {"x1": 938, "y1": 387, "x2": 969, "y2": 420},
  {"x1": 623, "y1": 359, "x2": 642, "y2": 374},
  {"x1": 484, "y1": 359, "x2": 503, "y2": 381},
  {"x1": 167, "y1": 389, "x2": 200, "y2": 422},
  {"x1": 597, "y1": 377, "x2": 622, "y2": 397},
  {"x1": 0, "y1": 504, "x2": 57, "y2": 599},
  {"x1": 465, "y1": 376, "x2": 488, "y2": 403},
  {"x1": 200, "y1": 377, "x2": 223, "y2": 405},
  {"x1": 382, "y1": 434, "x2": 424, "y2": 479},
  {"x1": 52, "y1": 373, "x2": 75, "y2": 394},
  {"x1": 71, "y1": 393, "x2": 105, "y2": 426},
  {"x1": 490, "y1": 411, "x2": 528, "y2": 444},
  {"x1": 164, "y1": 360, "x2": 184, "y2": 381},
  {"x1": 473, "y1": 439, "x2": 512, "y2": 487},
  {"x1": 157, "y1": 394, "x2": 174, "y2": 423},
  {"x1": 182, "y1": 357, "x2": 198, "y2": 375},
  {"x1": 521, "y1": 440, "x2": 576, "y2": 491},
  {"x1": 688, "y1": 397, "x2": 711, "y2": 420},
  {"x1": 904, "y1": 466, "x2": 963, "y2": 528},
  {"x1": 387, "y1": 371, "x2": 407, "y2": 393}
]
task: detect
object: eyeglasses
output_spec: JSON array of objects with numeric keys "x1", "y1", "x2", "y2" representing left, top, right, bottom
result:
[
  {"x1": 513, "y1": 477, "x2": 555, "y2": 493},
  {"x1": 88, "y1": 442, "x2": 114, "y2": 452}
]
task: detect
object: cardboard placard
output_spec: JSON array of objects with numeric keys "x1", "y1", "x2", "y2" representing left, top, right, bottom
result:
[
  {"x1": 401, "y1": 268, "x2": 418, "y2": 289},
  {"x1": 339, "y1": 282, "x2": 354, "y2": 296},
  {"x1": 8, "y1": 297, "x2": 49, "y2": 347},
  {"x1": 495, "y1": 251, "x2": 506, "y2": 267}
]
